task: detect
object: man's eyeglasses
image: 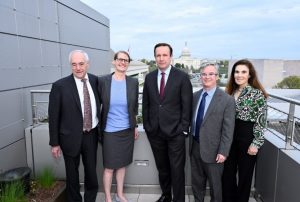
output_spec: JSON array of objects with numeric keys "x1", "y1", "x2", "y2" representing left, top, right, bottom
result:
[
  {"x1": 116, "y1": 58, "x2": 130, "y2": 63},
  {"x1": 200, "y1": 73, "x2": 218, "y2": 77}
]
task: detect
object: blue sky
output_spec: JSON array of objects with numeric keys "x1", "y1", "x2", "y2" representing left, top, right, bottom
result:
[{"x1": 81, "y1": 0, "x2": 300, "y2": 60}]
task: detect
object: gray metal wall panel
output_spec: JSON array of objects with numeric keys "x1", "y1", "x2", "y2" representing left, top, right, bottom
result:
[
  {"x1": 57, "y1": 0, "x2": 109, "y2": 25},
  {"x1": 39, "y1": 0, "x2": 59, "y2": 41},
  {"x1": 86, "y1": 49, "x2": 110, "y2": 76},
  {"x1": 0, "y1": 0, "x2": 110, "y2": 176},
  {"x1": 15, "y1": 12, "x2": 40, "y2": 38},
  {"x1": 41, "y1": 41, "x2": 60, "y2": 69},
  {"x1": 0, "y1": 34, "x2": 20, "y2": 69},
  {"x1": 0, "y1": 90, "x2": 23, "y2": 127},
  {"x1": 19, "y1": 37, "x2": 42, "y2": 69},
  {"x1": 0, "y1": 121, "x2": 24, "y2": 149},
  {"x1": 275, "y1": 150, "x2": 300, "y2": 202},
  {"x1": 15, "y1": 0, "x2": 39, "y2": 16},
  {"x1": 255, "y1": 140, "x2": 279, "y2": 202},
  {"x1": 40, "y1": 19, "x2": 59, "y2": 41},
  {"x1": 0, "y1": 139, "x2": 27, "y2": 172},
  {"x1": 22, "y1": 67, "x2": 57, "y2": 87},
  {"x1": 0, "y1": 5, "x2": 17, "y2": 34},
  {"x1": 38, "y1": 0, "x2": 58, "y2": 22},
  {"x1": 0, "y1": 0, "x2": 15, "y2": 8},
  {"x1": 57, "y1": 4, "x2": 109, "y2": 49}
]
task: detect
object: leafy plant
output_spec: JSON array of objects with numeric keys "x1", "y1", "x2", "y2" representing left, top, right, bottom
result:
[
  {"x1": 36, "y1": 167, "x2": 55, "y2": 189},
  {"x1": 0, "y1": 180, "x2": 26, "y2": 202}
]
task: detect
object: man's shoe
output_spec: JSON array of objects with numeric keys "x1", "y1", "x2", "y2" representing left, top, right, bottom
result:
[{"x1": 156, "y1": 195, "x2": 172, "y2": 202}]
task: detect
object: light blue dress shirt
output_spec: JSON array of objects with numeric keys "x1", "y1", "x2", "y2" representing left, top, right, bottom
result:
[{"x1": 192, "y1": 87, "x2": 217, "y2": 136}]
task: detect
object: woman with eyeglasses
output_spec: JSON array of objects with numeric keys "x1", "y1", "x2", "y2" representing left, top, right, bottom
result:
[
  {"x1": 98, "y1": 51, "x2": 139, "y2": 202},
  {"x1": 222, "y1": 59, "x2": 268, "y2": 202}
]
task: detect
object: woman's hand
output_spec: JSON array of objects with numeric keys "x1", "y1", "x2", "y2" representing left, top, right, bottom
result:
[{"x1": 247, "y1": 145, "x2": 258, "y2": 155}]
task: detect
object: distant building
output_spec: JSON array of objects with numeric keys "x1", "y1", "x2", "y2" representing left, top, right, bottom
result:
[
  {"x1": 173, "y1": 42, "x2": 218, "y2": 71},
  {"x1": 229, "y1": 59, "x2": 300, "y2": 88}
]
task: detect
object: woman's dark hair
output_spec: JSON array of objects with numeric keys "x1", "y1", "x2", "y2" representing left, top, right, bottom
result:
[
  {"x1": 226, "y1": 59, "x2": 268, "y2": 98},
  {"x1": 154, "y1": 43, "x2": 173, "y2": 57}
]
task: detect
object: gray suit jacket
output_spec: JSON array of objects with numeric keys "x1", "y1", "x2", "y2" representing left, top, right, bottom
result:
[
  {"x1": 190, "y1": 87, "x2": 235, "y2": 163},
  {"x1": 98, "y1": 74, "x2": 139, "y2": 133}
]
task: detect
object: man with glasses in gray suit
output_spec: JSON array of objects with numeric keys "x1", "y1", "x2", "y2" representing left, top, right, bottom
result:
[{"x1": 190, "y1": 63, "x2": 235, "y2": 202}]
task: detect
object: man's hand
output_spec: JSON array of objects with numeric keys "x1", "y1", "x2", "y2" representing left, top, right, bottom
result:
[
  {"x1": 216, "y1": 154, "x2": 226, "y2": 163},
  {"x1": 134, "y1": 128, "x2": 139, "y2": 140},
  {"x1": 51, "y1": 146, "x2": 61, "y2": 158}
]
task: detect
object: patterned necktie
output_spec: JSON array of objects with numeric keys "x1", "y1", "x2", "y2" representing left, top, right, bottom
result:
[
  {"x1": 82, "y1": 78, "x2": 92, "y2": 132},
  {"x1": 160, "y1": 72, "x2": 165, "y2": 100},
  {"x1": 194, "y1": 92, "x2": 208, "y2": 142}
]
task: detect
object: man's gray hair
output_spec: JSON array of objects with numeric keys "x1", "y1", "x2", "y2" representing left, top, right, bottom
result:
[
  {"x1": 200, "y1": 63, "x2": 219, "y2": 74},
  {"x1": 68, "y1": 50, "x2": 89, "y2": 64}
]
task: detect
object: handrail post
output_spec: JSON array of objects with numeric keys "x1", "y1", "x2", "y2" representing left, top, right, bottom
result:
[
  {"x1": 30, "y1": 91, "x2": 38, "y2": 126},
  {"x1": 285, "y1": 103, "x2": 295, "y2": 149}
]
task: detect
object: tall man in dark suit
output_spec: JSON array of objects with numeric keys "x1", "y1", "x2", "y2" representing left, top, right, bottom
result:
[
  {"x1": 49, "y1": 50, "x2": 100, "y2": 202},
  {"x1": 142, "y1": 43, "x2": 193, "y2": 202},
  {"x1": 190, "y1": 64, "x2": 235, "y2": 202}
]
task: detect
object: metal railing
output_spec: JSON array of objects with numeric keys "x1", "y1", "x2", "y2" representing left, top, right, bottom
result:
[
  {"x1": 30, "y1": 90, "x2": 300, "y2": 150},
  {"x1": 266, "y1": 93, "x2": 300, "y2": 149},
  {"x1": 30, "y1": 90, "x2": 50, "y2": 125}
]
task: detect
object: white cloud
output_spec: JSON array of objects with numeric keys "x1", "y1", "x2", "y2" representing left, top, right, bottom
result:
[{"x1": 81, "y1": 0, "x2": 300, "y2": 60}]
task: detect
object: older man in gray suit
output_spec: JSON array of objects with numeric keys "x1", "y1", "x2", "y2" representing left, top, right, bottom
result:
[{"x1": 190, "y1": 64, "x2": 235, "y2": 202}]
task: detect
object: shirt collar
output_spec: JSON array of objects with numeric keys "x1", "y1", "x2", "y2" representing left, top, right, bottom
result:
[
  {"x1": 158, "y1": 65, "x2": 171, "y2": 76},
  {"x1": 73, "y1": 74, "x2": 89, "y2": 82},
  {"x1": 202, "y1": 86, "x2": 217, "y2": 97}
]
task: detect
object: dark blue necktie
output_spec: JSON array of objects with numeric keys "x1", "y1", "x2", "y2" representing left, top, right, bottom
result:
[{"x1": 194, "y1": 92, "x2": 208, "y2": 142}]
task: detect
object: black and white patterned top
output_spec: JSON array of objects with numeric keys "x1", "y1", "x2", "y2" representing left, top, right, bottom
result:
[{"x1": 235, "y1": 85, "x2": 267, "y2": 149}]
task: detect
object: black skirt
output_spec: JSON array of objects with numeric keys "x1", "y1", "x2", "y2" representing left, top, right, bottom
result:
[{"x1": 102, "y1": 128, "x2": 134, "y2": 169}]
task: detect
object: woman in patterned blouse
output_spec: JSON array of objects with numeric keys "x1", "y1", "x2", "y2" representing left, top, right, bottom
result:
[{"x1": 222, "y1": 59, "x2": 268, "y2": 202}]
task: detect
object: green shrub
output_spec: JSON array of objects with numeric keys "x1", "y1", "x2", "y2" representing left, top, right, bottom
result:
[
  {"x1": 0, "y1": 180, "x2": 26, "y2": 202},
  {"x1": 37, "y1": 167, "x2": 55, "y2": 189}
]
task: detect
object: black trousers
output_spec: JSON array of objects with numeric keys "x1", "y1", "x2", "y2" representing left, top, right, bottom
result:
[
  {"x1": 147, "y1": 130, "x2": 186, "y2": 202},
  {"x1": 63, "y1": 128, "x2": 99, "y2": 202},
  {"x1": 222, "y1": 120, "x2": 257, "y2": 202}
]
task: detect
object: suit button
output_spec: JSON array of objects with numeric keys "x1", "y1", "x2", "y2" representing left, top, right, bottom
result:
[{"x1": 159, "y1": 105, "x2": 162, "y2": 107}]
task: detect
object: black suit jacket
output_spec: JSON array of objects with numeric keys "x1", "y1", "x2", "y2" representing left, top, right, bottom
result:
[
  {"x1": 98, "y1": 74, "x2": 139, "y2": 133},
  {"x1": 142, "y1": 67, "x2": 193, "y2": 137},
  {"x1": 48, "y1": 73, "x2": 100, "y2": 157}
]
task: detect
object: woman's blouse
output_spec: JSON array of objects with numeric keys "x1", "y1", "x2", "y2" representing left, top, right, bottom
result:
[
  {"x1": 235, "y1": 85, "x2": 267, "y2": 149},
  {"x1": 105, "y1": 78, "x2": 130, "y2": 132}
]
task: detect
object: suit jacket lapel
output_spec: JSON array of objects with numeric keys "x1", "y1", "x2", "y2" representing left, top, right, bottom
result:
[
  {"x1": 126, "y1": 76, "x2": 131, "y2": 109},
  {"x1": 162, "y1": 67, "x2": 175, "y2": 101},
  {"x1": 69, "y1": 75, "x2": 82, "y2": 112},
  {"x1": 151, "y1": 69, "x2": 160, "y2": 100},
  {"x1": 88, "y1": 74, "x2": 97, "y2": 96},
  {"x1": 191, "y1": 89, "x2": 202, "y2": 132},
  {"x1": 104, "y1": 75, "x2": 112, "y2": 108}
]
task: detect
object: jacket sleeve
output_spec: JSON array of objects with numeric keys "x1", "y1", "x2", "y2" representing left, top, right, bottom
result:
[
  {"x1": 218, "y1": 96, "x2": 236, "y2": 156},
  {"x1": 48, "y1": 82, "x2": 61, "y2": 146},
  {"x1": 251, "y1": 91, "x2": 267, "y2": 149},
  {"x1": 180, "y1": 73, "x2": 193, "y2": 132}
]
